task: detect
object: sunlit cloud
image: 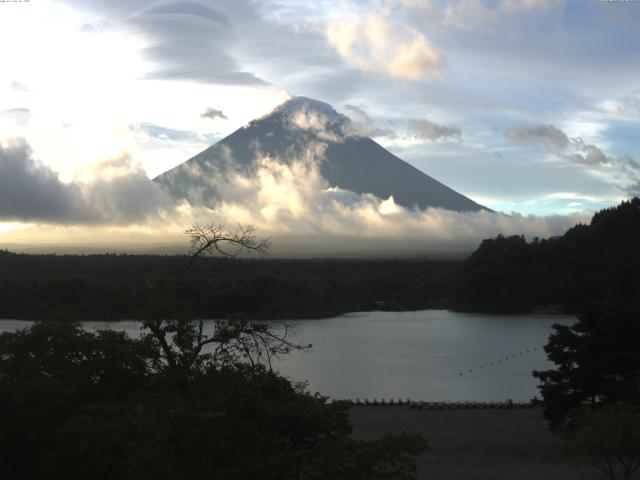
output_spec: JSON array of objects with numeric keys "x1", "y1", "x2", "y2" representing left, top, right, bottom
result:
[{"x1": 327, "y1": 8, "x2": 445, "y2": 81}]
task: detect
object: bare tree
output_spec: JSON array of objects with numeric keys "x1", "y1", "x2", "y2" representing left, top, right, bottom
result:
[
  {"x1": 143, "y1": 223, "x2": 306, "y2": 374},
  {"x1": 182, "y1": 223, "x2": 271, "y2": 275}
]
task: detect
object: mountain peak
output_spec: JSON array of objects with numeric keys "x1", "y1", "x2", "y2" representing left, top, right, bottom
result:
[
  {"x1": 274, "y1": 96, "x2": 341, "y2": 118},
  {"x1": 155, "y1": 97, "x2": 487, "y2": 212}
]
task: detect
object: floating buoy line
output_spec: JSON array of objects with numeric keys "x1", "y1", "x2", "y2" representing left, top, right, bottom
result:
[{"x1": 457, "y1": 346, "x2": 540, "y2": 376}]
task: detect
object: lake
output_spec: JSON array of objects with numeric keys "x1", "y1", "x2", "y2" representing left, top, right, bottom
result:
[{"x1": 0, "y1": 310, "x2": 575, "y2": 402}]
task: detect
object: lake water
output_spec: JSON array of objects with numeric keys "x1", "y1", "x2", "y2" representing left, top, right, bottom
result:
[{"x1": 0, "y1": 310, "x2": 575, "y2": 402}]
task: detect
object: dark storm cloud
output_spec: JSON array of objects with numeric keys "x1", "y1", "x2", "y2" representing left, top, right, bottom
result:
[
  {"x1": 407, "y1": 118, "x2": 462, "y2": 141},
  {"x1": 0, "y1": 139, "x2": 173, "y2": 224},
  {"x1": 505, "y1": 124, "x2": 569, "y2": 149},
  {"x1": 201, "y1": 107, "x2": 228, "y2": 120}
]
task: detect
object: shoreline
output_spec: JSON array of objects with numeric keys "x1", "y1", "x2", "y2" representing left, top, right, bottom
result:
[{"x1": 0, "y1": 305, "x2": 576, "y2": 323}]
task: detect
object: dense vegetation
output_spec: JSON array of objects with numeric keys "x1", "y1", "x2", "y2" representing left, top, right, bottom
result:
[
  {"x1": 455, "y1": 198, "x2": 640, "y2": 313},
  {"x1": 534, "y1": 304, "x2": 640, "y2": 430},
  {"x1": 0, "y1": 320, "x2": 426, "y2": 479},
  {"x1": 0, "y1": 254, "x2": 459, "y2": 320}
]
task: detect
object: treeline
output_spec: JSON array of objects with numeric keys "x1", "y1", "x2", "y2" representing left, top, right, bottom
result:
[
  {"x1": 0, "y1": 253, "x2": 459, "y2": 320},
  {"x1": 454, "y1": 197, "x2": 640, "y2": 313}
]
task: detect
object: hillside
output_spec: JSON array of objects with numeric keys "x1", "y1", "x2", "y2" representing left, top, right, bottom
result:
[
  {"x1": 155, "y1": 97, "x2": 486, "y2": 212},
  {"x1": 454, "y1": 198, "x2": 640, "y2": 313}
]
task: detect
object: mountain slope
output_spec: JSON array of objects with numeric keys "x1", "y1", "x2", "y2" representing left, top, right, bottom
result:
[
  {"x1": 454, "y1": 197, "x2": 640, "y2": 312},
  {"x1": 155, "y1": 96, "x2": 486, "y2": 212}
]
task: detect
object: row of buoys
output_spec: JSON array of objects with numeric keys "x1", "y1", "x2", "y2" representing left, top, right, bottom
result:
[
  {"x1": 457, "y1": 346, "x2": 539, "y2": 376},
  {"x1": 336, "y1": 398, "x2": 538, "y2": 409}
]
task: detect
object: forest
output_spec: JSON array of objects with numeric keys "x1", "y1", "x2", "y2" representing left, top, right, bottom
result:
[
  {"x1": 454, "y1": 197, "x2": 640, "y2": 313},
  {"x1": 0, "y1": 253, "x2": 458, "y2": 320},
  {"x1": 1, "y1": 199, "x2": 640, "y2": 479},
  {"x1": 2, "y1": 198, "x2": 639, "y2": 320}
]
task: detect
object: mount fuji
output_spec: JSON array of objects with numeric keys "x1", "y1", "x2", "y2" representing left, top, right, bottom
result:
[{"x1": 155, "y1": 96, "x2": 486, "y2": 212}]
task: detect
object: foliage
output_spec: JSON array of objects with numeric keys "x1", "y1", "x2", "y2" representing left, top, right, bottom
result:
[
  {"x1": 0, "y1": 255, "x2": 459, "y2": 320},
  {"x1": 0, "y1": 320, "x2": 426, "y2": 479},
  {"x1": 533, "y1": 305, "x2": 640, "y2": 430},
  {"x1": 0, "y1": 223, "x2": 427, "y2": 479},
  {"x1": 563, "y1": 406, "x2": 640, "y2": 480},
  {"x1": 455, "y1": 197, "x2": 640, "y2": 312}
]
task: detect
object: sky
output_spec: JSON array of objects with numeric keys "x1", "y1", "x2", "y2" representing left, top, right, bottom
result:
[{"x1": 0, "y1": 0, "x2": 639, "y2": 253}]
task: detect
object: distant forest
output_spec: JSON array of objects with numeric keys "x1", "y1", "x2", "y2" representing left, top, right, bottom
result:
[
  {"x1": 1, "y1": 197, "x2": 638, "y2": 320},
  {"x1": 0, "y1": 254, "x2": 458, "y2": 320}
]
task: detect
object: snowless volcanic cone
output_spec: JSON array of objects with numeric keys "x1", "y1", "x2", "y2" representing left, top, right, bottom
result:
[{"x1": 155, "y1": 96, "x2": 486, "y2": 212}]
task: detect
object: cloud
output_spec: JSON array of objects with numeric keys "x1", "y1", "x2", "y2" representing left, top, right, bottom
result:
[
  {"x1": 402, "y1": 0, "x2": 566, "y2": 31},
  {"x1": 133, "y1": 123, "x2": 217, "y2": 144},
  {"x1": 408, "y1": 118, "x2": 462, "y2": 141},
  {"x1": 64, "y1": 0, "x2": 267, "y2": 86},
  {"x1": 10, "y1": 81, "x2": 30, "y2": 92},
  {"x1": 505, "y1": 124, "x2": 569, "y2": 149},
  {"x1": 556, "y1": 138, "x2": 640, "y2": 194},
  {"x1": 151, "y1": 140, "x2": 588, "y2": 255},
  {"x1": 504, "y1": 124, "x2": 638, "y2": 189},
  {"x1": 343, "y1": 104, "x2": 397, "y2": 138},
  {"x1": 344, "y1": 104, "x2": 371, "y2": 122},
  {"x1": 1, "y1": 136, "x2": 593, "y2": 255},
  {"x1": 327, "y1": 10, "x2": 445, "y2": 81},
  {"x1": 0, "y1": 108, "x2": 31, "y2": 126},
  {"x1": 288, "y1": 108, "x2": 343, "y2": 143},
  {"x1": 0, "y1": 138, "x2": 173, "y2": 224},
  {"x1": 201, "y1": 107, "x2": 228, "y2": 120},
  {"x1": 566, "y1": 142, "x2": 608, "y2": 166}
]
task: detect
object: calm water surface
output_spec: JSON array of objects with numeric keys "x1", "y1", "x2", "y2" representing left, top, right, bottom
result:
[{"x1": 0, "y1": 310, "x2": 575, "y2": 402}]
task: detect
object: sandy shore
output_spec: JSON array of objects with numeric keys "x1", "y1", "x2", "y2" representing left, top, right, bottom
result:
[{"x1": 349, "y1": 406, "x2": 601, "y2": 480}]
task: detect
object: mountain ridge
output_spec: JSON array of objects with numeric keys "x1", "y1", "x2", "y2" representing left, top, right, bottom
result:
[{"x1": 155, "y1": 96, "x2": 486, "y2": 212}]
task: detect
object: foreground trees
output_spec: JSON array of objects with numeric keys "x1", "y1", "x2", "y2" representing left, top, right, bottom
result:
[
  {"x1": 534, "y1": 306, "x2": 640, "y2": 430},
  {"x1": 0, "y1": 321, "x2": 425, "y2": 480},
  {"x1": 0, "y1": 224, "x2": 427, "y2": 479},
  {"x1": 534, "y1": 305, "x2": 640, "y2": 479}
]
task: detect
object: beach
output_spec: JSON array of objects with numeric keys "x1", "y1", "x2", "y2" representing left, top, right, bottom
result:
[{"x1": 350, "y1": 406, "x2": 602, "y2": 480}]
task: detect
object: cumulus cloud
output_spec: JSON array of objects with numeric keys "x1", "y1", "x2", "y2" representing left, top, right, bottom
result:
[
  {"x1": 0, "y1": 137, "x2": 591, "y2": 256},
  {"x1": 344, "y1": 104, "x2": 371, "y2": 122},
  {"x1": 0, "y1": 138, "x2": 173, "y2": 224},
  {"x1": 343, "y1": 104, "x2": 397, "y2": 138},
  {"x1": 201, "y1": 107, "x2": 228, "y2": 120},
  {"x1": 505, "y1": 123, "x2": 638, "y2": 186},
  {"x1": 150, "y1": 141, "x2": 588, "y2": 255},
  {"x1": 566, "y1": 141, "x2": 608, "y2": 166},
  {"x1": 564, "y1": 139, "x2": 640, "y2": 189},
  {"x1": 327, "y1": 10, "x2": 445, "y2": 81},
  {"x1": 289, "y1": 108, "x2": 343, "y2": 143},
  {"x1": 505, "y1": 124, "x2": 569, "y2": 149},
  {"x1": 408, "y1": 118, "x2": 462, "y2": 141}
]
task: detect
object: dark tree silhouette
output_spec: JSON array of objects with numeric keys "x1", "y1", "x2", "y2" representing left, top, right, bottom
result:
[
  {"x1": 0, "y1": 223, "x2": 428, "y2": 480},
  {"x1": 564, "y1": 406, "x2": 640, "y2": 480},
  {"x1": 533, "y1": 306, "x2": 640, "y2": 431}
]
